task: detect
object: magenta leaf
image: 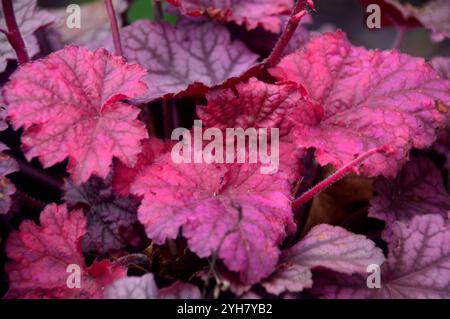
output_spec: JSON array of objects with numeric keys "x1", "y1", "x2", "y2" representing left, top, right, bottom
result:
[
  {"x1": 94, "y1": 19, "x2": 258, "y2": 102},
  {"x1": 168, "y1": 0, "x2": 294, "y2": 32},
  {"x1": 131, "y1": 154, "x2": 295, "y2": 284},
  {"x1": 113, "y1": 137, "x2": 172, "y2": 196},
  {"x1": 64, "y1": 175, "x2": 144, "y2": 256},
  {"x1": 369, "y1": 156, "x2": 450, "y2": 226},
  {"x1": 386, "y1": 0, "x2": 450, "y2": 42},
  {"x1": 0, "y1": 0, "x2": 56, "y2": 72},
  {"x1": 263, "y1": 224, "x2": 384, "y2": 295},
  {"x1": 314, "y1": 214, "x2": 450, "y2": 298},
  {"x1": 3, "y1": 46, "x2": 149, "y2": 183},
  {"x1": 198, "y1": 78, "x2": 305, "y2": 181},
  {"x1": 5, "y1": 204, "x2": 126, "y2": 298},
  {"x1": 198, "y1": 78, "x2": 302, "y2": 137},
  {"x1": 270, "y1": 31, "x2": 449, "y2": 177},
  {"x1": 106, "y1": 273, "x2": 201, "y2": 299}
]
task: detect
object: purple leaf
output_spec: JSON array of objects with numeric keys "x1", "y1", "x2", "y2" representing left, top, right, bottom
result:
[
  {"x1": 314, "y1": 214, "x2": 450, "y2": 298},
  {"x1": 106, "y1": 273, "x2": 200, "y2": 299},
  {"x1": 386, "y1": 0, "x2": 450, "y2": 42},
  {"x1": 106, "y1": 274, "x2": 158, "y2": 299},
  {"x1": 94, "y1": 19, "x2": 258, "y2": 103},
  {"x1": 263, "y1": 224, "x2": 384, "y2": 295},
  {"x1": 0, "y1": 0, "x2": 56, "y2": 72},
  {"x1": 64, "y1": 175, "x2": 144, "y2": 256},
  {"x1": 262, "y1": 263, "x2": 312, "y2": 295},
  {"x1": 369, "y1": 156, "x2": 450, "y2": 227},
  {"x1": 431, "y1": 56, "x2": 450, "y2": 80}
]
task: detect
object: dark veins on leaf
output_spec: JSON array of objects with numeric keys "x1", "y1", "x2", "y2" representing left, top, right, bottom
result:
[
  {"x1": 93, "y1": 18, "x2": 258, "y2": 103},
  {"x1": 64, "y1": 174, "x2": 146, "y2": 256},
  {"x1": 369, "y1": 156, "x2": 450, "y2": 226}
]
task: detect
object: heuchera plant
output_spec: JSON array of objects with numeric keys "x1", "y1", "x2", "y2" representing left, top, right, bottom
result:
[{"x1": 0, "y1": 0, "x2": 449, "y2": 299}]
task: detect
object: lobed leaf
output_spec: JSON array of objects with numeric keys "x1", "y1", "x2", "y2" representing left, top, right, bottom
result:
[
  {"x1": 369, "y1": 156, "x2": 450, "y2": 227},
  {"x1": 131, "y1": 154, "x2": 295, "y2": 284},
  {"x1": 4, "y1": 46, "x2": 149, "y2": 183},
  {"x1": 270, "y1": 31, "x2": 450, "y2": 177},
  {"x1": 263, "y1": 224, "x2": 384, "y2": 295},
  {"x1": 5, "y1": 204, "x2": 126, "y2": 298},
  {"x1": 93, "y1": 19, "x2": 258, "y2": 102},
  {"x1": 314, "y1": 214, "x2": 450, "y2": 298}
]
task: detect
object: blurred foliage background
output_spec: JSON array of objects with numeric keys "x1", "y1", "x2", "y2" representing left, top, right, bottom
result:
[{"x1": 37, "y1": 0, "x2": 450, "y2": 59}]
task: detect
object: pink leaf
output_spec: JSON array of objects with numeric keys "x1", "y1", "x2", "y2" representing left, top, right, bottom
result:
[
  {"x1": 131, "y1": 154, "x2": 295, "y2": 284},
  {"x1": 263, "y1": 224, "x2": 384, "y2": 295},
  {"x1": 197, "y1": 78, "x2": 305, "y2": 182},
  {"x1": 0, "y1": 0, "x2": 56, "y2": 72},
  {"x1": 113, "y1": 138, "x2": 172, "y2": 196},
  {"x1": 198, "y1": 78, "x2": 303, "y2": 137},
  {"x1": 94, "y1": 19, "x2": 258, "y2": 102},
  {"x1": 369, "y1": 156, "x2": 450, "y2": 226},
  {"x1": 314, "y1": 214, "x2": 450, "y2": 298},
  {"x1": 168, "y1": 0, "x2": 294, "y2": 32},
  {"x1": 5, "y1": 204, "x2": 126, "y2": 298},
  {"x1": 106, "y1": 273, "x2": 201, "y2": 299},
  {"x1": 3, "y1": 46, "x2": 149, "y2": 183},
  {"x1": 270, "y1": 31, "x2": 449, "y2": 177}
]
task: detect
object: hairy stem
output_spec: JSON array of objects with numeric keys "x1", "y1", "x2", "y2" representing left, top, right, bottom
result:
[
  {"x1": 104, "y1": 0, "x2": 123, "y2": 56},
  {"x1": 291, "y1": 145, "x2": 393, "y2": 209},
  {"x1": 1, "y1": 0, "x2": 29, "y2": 64},
  {"x1": 153, "y1": 0, "x2": 163, "y2": 21},
  {"x1": 264, "y1": 0, "x2": 310, "y2": 69}
]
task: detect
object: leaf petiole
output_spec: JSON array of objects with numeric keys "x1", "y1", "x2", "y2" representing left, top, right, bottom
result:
[
  {"x1": 1, "y1": 0, "x2": 29, "y2": 64},
  {"x1": 291, "y1": 145, "x2": 394, "y2": 209}
]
